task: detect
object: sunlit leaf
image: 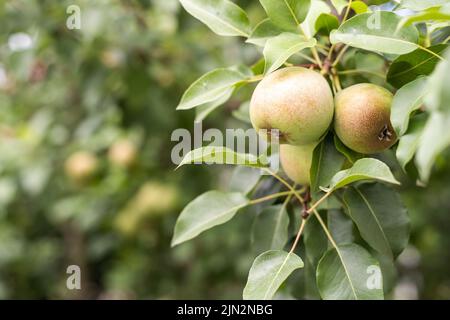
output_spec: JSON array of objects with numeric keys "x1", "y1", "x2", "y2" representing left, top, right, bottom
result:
[
  {"x1": 301, "y1": 0, "x2": 331, "y2": 38},
  {"x1": 179, "y1": 0, "x2": 251, "y2": 37},
  {"x1": 330, "y1": 12, "x2": 419, "y2": 55},
  {"x1": 396, "y1": 114, "x2": 428, "y2": 169},
  {"x1": 195, "y1": 88, "x2": 233, "y2": 121},
  {"x1": 331, "y1": 0, "x2": 348, "y2": 14},
  {"x1": 177, "y1": 68, "x2": 248, "y2": 110},
  {"x1": 243, "y1": 250, "x2": 303, "y2": 300},
  {"x1": 326, "y1": 158, "x2": 400, "y2": 191},
  {"x1": 391, "y1": 76, "x2": 428, "y2": 136},
  {"x1": 400, "y1": 0, "x2": 449, "y2": 11},
  {"x1": 416, "y1": 112, "x2": 450, "y2": 182},
  {"x1": 247, "y1": 19, "x2": 283, "y2": 47},
  {"x1": 172, "y1": 191, "x2": 248, "y2": 246},
  {"x1": 177, "y1": 146, "x2": 267, "y2": 169},
  {"x1": 259, "y1": 0, "x2": 311, "y2": 31},
  {"x1": 264, "y1": 32, "x2": 317, "y2": 74}
]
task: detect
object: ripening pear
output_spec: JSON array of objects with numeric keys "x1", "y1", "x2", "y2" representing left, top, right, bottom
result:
[
  {"x1": 280, "y1": 143, "x2": 317, "y2": 185},
  {"x1": 250, "y1": 67, "x2": 334, "y2": 145},
  {"x1": 108, "y1": 139, "x2": 137, "y2": 168},
  {"x1": 334, "y1": 83, "x2": 397, "y2": 154},
  {"x1": 64, "y1": 151, "x2": 99, "y2": 183}
]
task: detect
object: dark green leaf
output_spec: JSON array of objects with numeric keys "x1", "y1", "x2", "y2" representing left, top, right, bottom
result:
[
  {"x1": 315, "y1": 13, "x2": 339, "y2": 36},
  {"x1": 328, "y1": 209, "x2": 355, "y2": 245},
  {"x1": 303, "y1": 212, "x2": 328, "y2": 266},
  {"x1": 310, "y1": 134, "x2": 346, "y2": 193},
  {"x1": 387, "y1": 44, "x2": 448, "y2": 88},
  {"x1": 334, "y1": 135, "x2": 363, "y2": 164},
  {"x1": 252, "y1": 204, "x2": 290, "y2": 252},
  {"x1": 317, "y1": 243, "x2": 384, "y2": 300},
  {"x1": 343, "y1": 184, "x2": 410, "y2": 259}
]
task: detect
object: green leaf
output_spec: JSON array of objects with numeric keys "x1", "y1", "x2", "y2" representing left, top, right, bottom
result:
[
  {"x1": 396, "y1": 114, "x2": 428, "y2": 170},
  {"x1": 400, "y1": 0, "x2": 449, "y2": 11},
  {"x1": 195, "y1": 88, "x2": 233, "y2": 121},
  {"x1": 331, "y1": 0, "x2": 348, "y2": 14},
  {"x1": 387, "y1": 44, "x2": 449, "y2": 88},
  {"x1": 315, "y1": 13, "x2": 339, "y2": 36},
  {"x1": 328, "y1": 209, "x2": 355, "y2": 245},
  {"x1": 243, "y1": 250, "x2": 304, "y2": 300},
  {"x1": 304, "y1": 257, "x2": 321, "y2": 299},
  {"x1": 177, "y1": 146, "x2": 266, "y2": 169},
  {"x1": 416, "y1": 112, "x2": 450, "y2": 182},
  {"x1": 246, "y1": 19, "x2": 283, "y2": 47},
  {"x1": 399, "y1": 6, "x2": 450, "y2": 28},
  {"x1": 330, "y1": 11, "x2": 419, "y2": 55},
  {"x1": 179, "y1": 0, "x2": 251, "y2": 37},
  {"x1": 310, "y1": 134, "x2": 346, "y2": 193},
  {"x1": 259, "y1": 0, "x2": 310, "y2": 31},
  {"x1": 232, "y1": 100, "x2": 251, "y2": 123},
  {"x1": 177, "y1": 68, "x2": 248, "y2": 110},
  {"x1": 391, "y1": 76, "x2": 428, "y2": 136},
  {"x1": 303, "y1": 213, "x2": 328, "y2": 266},
  {"x1": 326, "y1": 158, "x2": 400, "y2": 191},
  {"x1": 263, "y1": 32, "x2": 317, "y2": 74},
  {"x1": 343, "y1": 184, "x2": 410, "y2": 260},
  {"x1": 334, "y1": 135, "x2": 363, "y2": 164},
  {"x1": 317, "y1": 243, "x2": 384, "y2": 300},
  {"x1": 351, "y1": 1, "x2": 369, "y2": 14},
  {"x1": 171, "y1": 191, "x2": 248, "y2": 246},
  {"x1": 424, "y1": 49, "x2": 450, "y2": 112},
  {"x1": 229, "y1": 166, "x2": 261, "y2": 194},
  {"x1": 252, "y1": 204, "x2": 290, "y2": 252},
  {"x1": 301, "y1": 0, "x2": 331, "y2": 38}
]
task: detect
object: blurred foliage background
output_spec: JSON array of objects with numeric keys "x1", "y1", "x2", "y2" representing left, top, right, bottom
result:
[{"x1": 0, "y1": 0, "x2": 449, "y2": 299}]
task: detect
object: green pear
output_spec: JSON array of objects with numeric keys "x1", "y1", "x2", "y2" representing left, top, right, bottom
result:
[
  {"x1": 334, "y1": 83, "x2": 397, "y2": 154},
  {"x1": 250, "y1": 67, "x2": 334, "y2": 145},
  {"x1": 280, "y1": 143, "x2": 317, "y2": 185}
]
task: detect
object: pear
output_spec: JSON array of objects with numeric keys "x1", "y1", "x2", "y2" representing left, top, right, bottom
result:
[
  {"x1": 65, "y1": 151, "x2": 98, "y2": 183},
  {"x1": 250, "y1": 67, "x2": 334, "y2": 145},
  {"x1": 108, "y1": 139, "x2": 137, "y2": 168},
  {"x1": 280, "y1": 143, "x2": 317, "y2": 185},
  {"x1": 334, "y1": 83, "x2": 397, "y2": 154}
]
